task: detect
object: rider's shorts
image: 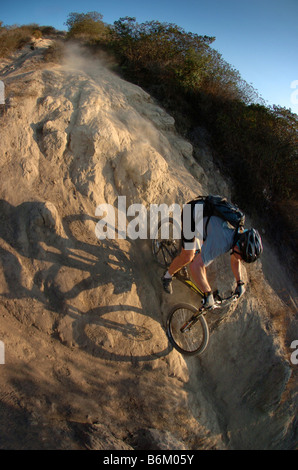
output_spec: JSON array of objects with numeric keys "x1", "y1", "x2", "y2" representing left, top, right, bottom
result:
[
  {"x1": 200, "y1": 217, "x2": 235, "y2": 266},
  {"x1": 181, "y1": 200, "x2": 235, "y2": 265}
]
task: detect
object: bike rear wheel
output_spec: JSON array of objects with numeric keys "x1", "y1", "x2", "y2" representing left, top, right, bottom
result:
[
  {"x1": 167, "y1": 303, "x2": 209, "y2": 356},
  {"x1": 152, "y1": 217, "x2": 181, "y2": 268}
]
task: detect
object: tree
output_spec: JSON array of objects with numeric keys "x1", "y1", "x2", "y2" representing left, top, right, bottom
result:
[
  {"x1": 64, "y1": 12, "x2": 107, "y2": 41},
  {"x1": 110, "y1": 18, "x2": 216, "y2": 90}
]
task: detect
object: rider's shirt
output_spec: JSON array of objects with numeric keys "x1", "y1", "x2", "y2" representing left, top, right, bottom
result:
[{"x1": 200, "y1": 216, "x2": 235, "y2": 266}]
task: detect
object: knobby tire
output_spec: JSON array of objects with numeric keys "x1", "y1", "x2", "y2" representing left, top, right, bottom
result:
[{"x1": 167, "y1": 303, "x2": 209, "y2": 356}]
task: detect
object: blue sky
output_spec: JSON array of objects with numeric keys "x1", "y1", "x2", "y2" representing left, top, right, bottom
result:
[{"x1": 1, "y1": 0, "x2": 297, "y2": 112}]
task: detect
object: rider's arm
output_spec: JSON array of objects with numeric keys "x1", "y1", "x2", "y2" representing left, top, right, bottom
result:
[{"x1": 230, "y1": 253, "x2": 242, "y2": 283}]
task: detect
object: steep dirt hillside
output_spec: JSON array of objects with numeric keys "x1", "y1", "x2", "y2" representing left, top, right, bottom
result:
[{"x1": 0, "y1": 39, "x2": 297, "y2": 450}]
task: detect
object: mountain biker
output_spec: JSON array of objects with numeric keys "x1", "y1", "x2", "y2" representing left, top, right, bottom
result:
[{"x1": 162, "y1": 199, "x2": 263, "y2": 308}]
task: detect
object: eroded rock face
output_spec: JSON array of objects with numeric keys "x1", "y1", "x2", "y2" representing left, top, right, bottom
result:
[{"x1": 0, "y1": 41, "x2": 296, "y2": 450}]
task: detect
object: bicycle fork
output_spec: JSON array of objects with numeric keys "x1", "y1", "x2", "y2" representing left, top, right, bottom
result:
[
  {"x1": 180, "y1": 302, "x2": 223, "y2": 333},
  {"x1": 180, "y1": 310, "x2": 204, "y2": 333}
]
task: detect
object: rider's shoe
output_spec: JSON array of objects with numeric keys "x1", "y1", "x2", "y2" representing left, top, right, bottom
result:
[
  {"x1": 162, "y1": 273, "x2": 173, "y2": 294},
  {"x1": 202, "y1": 292, "x2": 215, "y2": 309}
]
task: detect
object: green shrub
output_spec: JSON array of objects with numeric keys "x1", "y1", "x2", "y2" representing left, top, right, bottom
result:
[
  {"x1": 65, "y1": 12, "x2": 109, "y2": 42},
  {"x1": 39, "y1": 26, "x2": 57, "y2": 36}
]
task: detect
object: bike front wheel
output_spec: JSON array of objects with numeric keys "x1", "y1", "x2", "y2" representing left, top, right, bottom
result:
[{"x1": 167, "y1": 303, "x2": 209, "y2": 356}]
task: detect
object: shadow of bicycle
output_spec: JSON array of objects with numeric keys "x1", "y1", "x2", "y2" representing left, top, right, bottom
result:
[
  {"x1": 0, "y1": 200, "x2": 172, "y2": 363},
  {"x1": 67, "y1": 304, "x2": 171, "y2": 363}
]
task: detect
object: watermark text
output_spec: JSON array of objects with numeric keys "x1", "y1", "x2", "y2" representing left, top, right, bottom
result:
[
  {"x1": 0, "y1": 340, "x2": 4, "y2": 364},
  {"x1": 95, "y1": 196, "x2": 204, "y2": 246},
  {"x1": 290, "y1": 340, "x2": 298, "y2": 365},
  {"x1": 0, "y1": 81, "x2": 4, "y2": 105}
]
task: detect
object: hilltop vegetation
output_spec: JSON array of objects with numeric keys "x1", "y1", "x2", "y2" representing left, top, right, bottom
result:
[
  {"x1": 0, "y1": 21, "x2": 61, "y2": 57},
  {"x1": 1, "y1": 12, "x2": 297, "y2": 264}
]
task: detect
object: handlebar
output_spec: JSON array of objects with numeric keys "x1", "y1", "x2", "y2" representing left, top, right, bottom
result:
[
  {"x1": 213, "y1": 290, "x2": 239, "y2": 303},
  {"x1": 198, "y1": 291, "x2": 238, "y2": 313}
]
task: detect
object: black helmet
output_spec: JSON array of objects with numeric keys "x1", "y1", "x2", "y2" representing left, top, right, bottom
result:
[{"x1": 237, "y1": 229, "x2": 263, "y2": 263}]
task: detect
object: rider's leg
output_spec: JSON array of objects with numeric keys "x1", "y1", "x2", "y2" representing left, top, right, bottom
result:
[
  {"x1": 162, "y1": 199, "x2": 198, "y2": 294},
  {"x1": 189, "y1": 252, "x2": 210, "y2": 292},
  {"x1": 189, "y1": 253, "x2": 214, "y2": 308},
  {"x1": 162, "y1": 247, "x2": 195, "y2": 294},
  {"x1": 168, "y1": 247, "x2": 196, "y2": 277}
]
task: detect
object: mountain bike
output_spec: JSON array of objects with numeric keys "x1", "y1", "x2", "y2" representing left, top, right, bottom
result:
[{"x1": 152, "y1": 217, "x2": 238, "y2": 356}]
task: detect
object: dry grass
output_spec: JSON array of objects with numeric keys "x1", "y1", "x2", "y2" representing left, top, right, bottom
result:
[{"x1": 0, "y1": 25, "x2": 37, "y2": 58}]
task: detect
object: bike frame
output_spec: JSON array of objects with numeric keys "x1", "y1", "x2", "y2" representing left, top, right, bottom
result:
[
  {"x1": 174, "y1": 271, "x2": 204, "y2": 297},
  {"x1": 175, "y1": 270, "x2": 238, "y2": 310}
]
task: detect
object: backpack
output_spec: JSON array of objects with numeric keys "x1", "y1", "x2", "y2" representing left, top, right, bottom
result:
[{"x1": 192, "y1": 195, "x2": 245, "y2": 241}]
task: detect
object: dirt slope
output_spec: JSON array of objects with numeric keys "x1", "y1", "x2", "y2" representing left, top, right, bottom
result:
[{"x1": 0, "y1": 39, "x2": 297, "y2": 450}]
